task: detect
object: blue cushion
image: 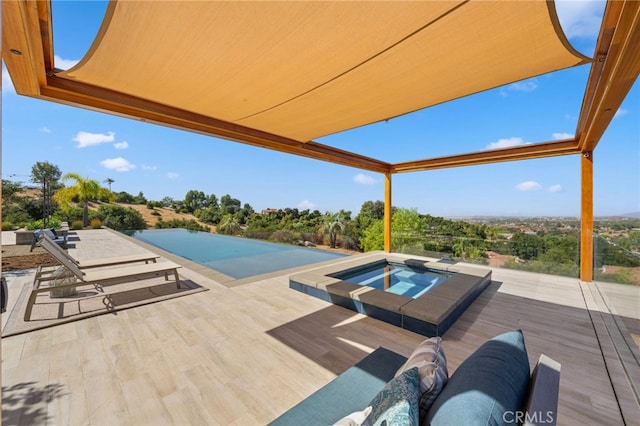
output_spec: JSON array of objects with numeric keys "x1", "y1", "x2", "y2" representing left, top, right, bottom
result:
[
  {"x1": 268, "y1": 348, "x2": 407, "y2": 426},
  {"x1": 426, "y1": 330, "x2": 530, "y2": 426},
  {"x1": 365, "y1": 367, "x2": 420, "y2": 426}
]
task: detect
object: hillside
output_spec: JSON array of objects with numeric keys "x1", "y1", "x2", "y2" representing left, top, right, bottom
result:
[{"x1": 117, "y1": 203, "x2": 215, "y2": 231}]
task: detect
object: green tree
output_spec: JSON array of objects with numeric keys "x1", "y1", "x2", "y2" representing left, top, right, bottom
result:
[
  {"x1": 94, "y1": 204, "x2": 147, "y2": 231},
  {"x1": 30, "y1": 161, "x2": 62, "y2": 227},
  {"x1": 104, "y1": 177, "x2": 115, "y2": 192},
  {"x1": 391, "y1": 208, "x2": 425, "y2": 251},
  {"x1": 133, "y1": 191, "x2": 147, "y2": 204},
  {"x1": 54, "y1": 173, "x2": 111, "y2": 227},
  {"x1": 184, "y1": 190, "x2": 208, "y2": 213},
  {"x1": 452, "y1": 237, "x2": 470, "y2": 258},
  {"x1": 220, "y1": 194, "x2": 241, "y2": 215},
  {"x1": 361, "y1": 219, "x2": 384, "y2": 251},
  {"x1": 2, "y1": 180, "x2": 23, "y2": 208},
  {"x1": 321, "y1": 211, "x2": 346, "y2": 248},
  {"x1": 358, "y1": 200, "x2": 385, "y2": 220},
  {"x1": 115, "y1": 191, "x2": 136, "y2": 203},
  {"x1": 218, "y1": 214, "x2": 241, "y2": 235},
  {"x1": 30, "y1": 161, "x2": 62, "y2": 190}
]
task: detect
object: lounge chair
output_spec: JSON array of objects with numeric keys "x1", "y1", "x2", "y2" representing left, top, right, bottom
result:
[
  {"x1": 31, "y1": 228, "x2": 67, "y2": 251},
  {"x1": 39, "y1": 232, "x2": 160, "y2": 269},
  {"x1": 24, "y1": 235, "x2": 182, "y2": 321}
]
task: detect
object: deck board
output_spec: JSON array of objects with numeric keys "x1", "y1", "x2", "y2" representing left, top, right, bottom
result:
[{"x1": 1, "y1": 229, "x2": 637, "y2": 425}]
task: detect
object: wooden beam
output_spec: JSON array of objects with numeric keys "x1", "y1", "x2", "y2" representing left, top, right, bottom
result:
[
  {"x1": 384, "y1": 173, "x2": 392, "y2": 253},
  {"x1": 580, "y1": 152, "x2": 594, "y2": 282},
  {"x1": 576, "y1": 0, "x2": 640, "y2": 152},
  {"x1": 1, "y1": 0, "x2": 49, "y2": 95},
  {"x1": 41, "y1": 76, "x2": 391, "y2": 174},
  {"x1": 391, "y1": 140, "x2": 579, "y2": 173}
]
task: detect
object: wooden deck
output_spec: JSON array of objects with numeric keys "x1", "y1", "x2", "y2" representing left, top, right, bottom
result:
[{"x1": 2, "y1": 229, "x2": 638, "y2": 425}]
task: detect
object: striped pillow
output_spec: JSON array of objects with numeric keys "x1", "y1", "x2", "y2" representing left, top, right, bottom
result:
[{"x1": 395, "y1": 337, "x2": 449, "y2": 420}]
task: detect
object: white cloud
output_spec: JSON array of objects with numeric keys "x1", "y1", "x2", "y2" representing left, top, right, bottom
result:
[
  {"x1": 614, "y1": 108, "x2": 628, "y2": 118},
  {"x1": 552, "y1": 132, "x2": 574, "y2": 140},
  {"x1": 549, "y1": 184, "x2": 563, "y2": 193},
  {"x1": 54, "y1": 55, "x2": 79, "y2": 70},
  {"x1": 486, "y1": 137, "x2": 529, "y2": 150},
  {"x1": 298, "y1": 200, "x2": 316, "y2": 210},
  {"x1": 353, "y1": 173, "x2": 376, "y2": 185},
  {"x1": 167, "y1": 172, "x2": 179, "y2": 179},
  {"x1": 40, "y1": 127, "x2": 52, "y2": 133},
  {"x1": 73, "y1": 131, "x2": 115, "y2": 148},
  {"x1": 516, "y1": 181, "x2": 542, "y2": 191},
  {"x1": 114, "y1": 141, "x2": 129, "y2": 150},
  {"x1": 507, "y1": 79, "x2": 538, "y2": 93},
  {"x1": 100, "y1": 157, "x2": 136, "y2": 172},
  {"x1": 141, "y1": 164, "x2": 157, "y2": 171},
  {"x1": 555, "y1": 0, "x2": 606, "y2": 39}
]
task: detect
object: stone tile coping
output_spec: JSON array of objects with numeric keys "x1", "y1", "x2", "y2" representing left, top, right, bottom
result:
[{"x1": 290, "y1": 252, "x2": 492, "y2": 336}]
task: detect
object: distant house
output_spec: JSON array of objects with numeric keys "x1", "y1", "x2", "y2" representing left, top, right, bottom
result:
[{"x1": 261, "y1": 208, "x2": 280, "y2": 215}]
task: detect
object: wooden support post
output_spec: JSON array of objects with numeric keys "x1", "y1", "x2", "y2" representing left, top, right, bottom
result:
[
  {"x1": 580, "y1": 151, "x2": 594, "y2": 282},
  {"x1": 384, "y1": 172, "x2": 392, "y2": 253}
]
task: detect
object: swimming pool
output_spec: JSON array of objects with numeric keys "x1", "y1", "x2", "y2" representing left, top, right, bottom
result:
[
  {"x1": 125, "y1": 228, "x2": 347, "y2": 279},
  {"x1": 331, "y1": 261, "x2": 451, "y2": 298}
]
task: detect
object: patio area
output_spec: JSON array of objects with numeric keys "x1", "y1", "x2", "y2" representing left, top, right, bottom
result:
[{"x1": 1, "y1": 229, "x2": 638, "y2": 425}]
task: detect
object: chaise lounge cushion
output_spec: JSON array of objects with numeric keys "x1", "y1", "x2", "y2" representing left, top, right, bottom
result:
[
  {"x1": 365, "y1": 367, "x2": 420, "y2": 426},
  {"x1": 394, "y1": 336, "x2": 448, "y2": 421},
  {"x1": 425, "y1": 330, "x2": 530, "y2": 426}
]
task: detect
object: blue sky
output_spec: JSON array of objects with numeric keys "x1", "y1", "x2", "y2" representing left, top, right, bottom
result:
[{"x1": 2, "y1": 1, "x2": 639, "y2": 218}]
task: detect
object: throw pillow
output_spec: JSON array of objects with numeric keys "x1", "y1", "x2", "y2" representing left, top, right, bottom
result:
[
  {"x1": 333, "y1": 406, "x2": 372, "y2": 426},
  {"x1": 364, "y1": 367, "x2": 420, "y2": 426},
  {"x1": 426, "y1": 330, "x2": 531, "y2": 426},
  {"x1": 395, "y1": 337, "x2": 448, "y2": 419}
]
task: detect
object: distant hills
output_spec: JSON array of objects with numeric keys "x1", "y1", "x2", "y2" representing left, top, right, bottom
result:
[
  {"x1": 448, "y1": 212, "x2": 640, "y2": 221},
  {"x1": 596, "y1": 212, "x2": 640, "y2": 219}
]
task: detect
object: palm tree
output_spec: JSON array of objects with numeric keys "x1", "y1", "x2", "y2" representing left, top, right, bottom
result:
[
  {"x1": 452, "y1": 237, "x2": 469, "y2": 259},
  {"x1": 217, "y1": 214, "x2": 241, "y2": 235},
  {"x1": 321, "y1": 212, "x2": 345, "y2": 248},
  {"x1": 104, "y1": 177, "x2": 115, "y2": 192},
  {"x1": 54, "y1": 173, "x2": 110, "y2": 227}
]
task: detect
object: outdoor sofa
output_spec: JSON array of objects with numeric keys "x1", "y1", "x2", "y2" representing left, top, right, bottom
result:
[
  {"x1": 269, "y1": 330, "x2": 560, "y2": 426},
  {"x1": 30, "y1": 228, "x2": 67, "y2": 251}
]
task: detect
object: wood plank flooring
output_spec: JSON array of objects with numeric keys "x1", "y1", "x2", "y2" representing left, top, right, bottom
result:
[{"x1": 2, "y1": 229, "x2": 638, "y2": 425}]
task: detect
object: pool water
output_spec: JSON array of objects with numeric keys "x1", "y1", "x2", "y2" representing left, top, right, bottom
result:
[
  {"x1": 334, "y1": 262, "x2": 451, "y2": 298},
  {"x1": 125, "y1": 228, "x2": 346, "y2": 279}
]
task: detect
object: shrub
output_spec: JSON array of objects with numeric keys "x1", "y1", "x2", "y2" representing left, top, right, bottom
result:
[
  {"x1": 71, "y1": 220, "x2": 83, "y2": 230},
  {"x1": 270, "y1": 229, "x2": 298, "y2": 244},
  {"x1": 90, "y1": 218, "x2": 102, "y2": 229},
  {"x1": 155, "y1": 219, "x2": 207, "y2": 232},
  {"x1": 337, "y1": 235, "x2": 360, "y2": 251},
  {"x1": 93, "y1": 204, "x2": 147, "y2": 231},
  {"x1": 151, "y1": 210, "x2": 161, "y2": 217},
  {"x1": 26, "y1": 219, "x2": 60, "y2": 230},
  {"x1": 243, "y1": 231, "x2": 272, "y2": 240},
  {"x1": 2, "y1": 222, "x2": 14, "y2": 231}
]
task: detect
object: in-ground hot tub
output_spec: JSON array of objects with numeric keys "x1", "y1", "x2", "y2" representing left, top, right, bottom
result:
[
  {"x1": 289, "y1": 253, "x2": 492, "y2": 337},
  {"x1": 330, "y1": 261, "x2": 453, "y2": 299}
]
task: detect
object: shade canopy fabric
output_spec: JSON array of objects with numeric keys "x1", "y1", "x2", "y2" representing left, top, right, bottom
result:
[{"x1": 58, "y1": 0, "x2": 589, "y2": 143}]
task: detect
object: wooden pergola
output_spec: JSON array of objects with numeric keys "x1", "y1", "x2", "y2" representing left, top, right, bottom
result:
[{"x1": 3, "y1": 1, "x2": 639, "y2": 282}]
